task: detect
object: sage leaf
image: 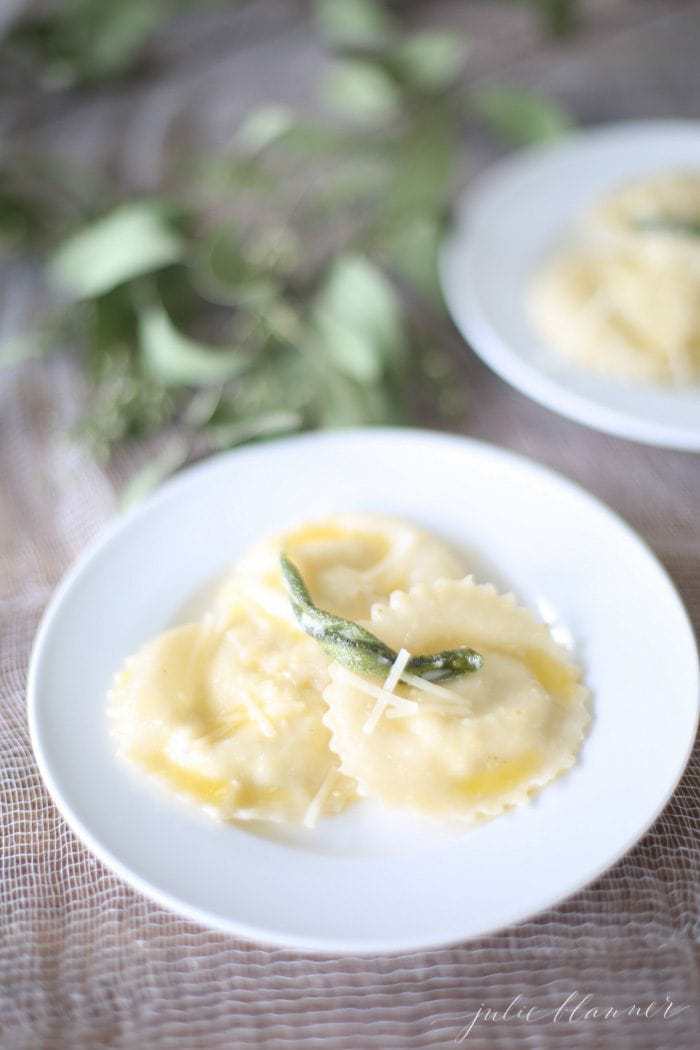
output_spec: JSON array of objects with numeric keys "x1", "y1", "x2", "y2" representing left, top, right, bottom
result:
[
  {"x1": 139, "y1": 303, "x2": 255, "y2": 387},
  {"x1": 385, "y1": 214, "x2": 443, "y2": 303},
  {"x1": 471, "y1": 86, "x2": 572, "y2": 145},
  {"x1": 315, "y1": 367, "x2": 396, "y2": 427},
  {"x1": 253, "y1": 121, "x2": 349, "y2": 157},
  {"x1": 205, "y1": 409, "x2": 304, "y2": 450},
  {"x1": 395, "y1": 31, "x2": 467, "y2": 91},
  {"x1": 192, "y1": 230, "x2": 274, "y2": 308},
  {"x1": 313, "y1": 254, "x2": 405, "y2": 382},
  {"x1": 73, "y1": 0, "x2": 168, "y2": 81},
  {"x1": 281, "y1": 554, "x2": 483, "y2": 681},
  {"x1": 9, "y1": 0, "x2": 170, "y2": 86},
  {"x1": 315, "y1": 323, "x2": 382, "y2": 384},
  {"x1": 299, "y1": 345, "x2": 394, "y2": 427},
  {"x1": 388, "y1": 112, "x2": 455, "y2": 220},
  {"x1": 237, "y1": 107, "x2": 297, "y2": 152},
  {"x1": 224, "y1": 346, "x2": 316, "y2": 422},
  {"x1": 324, "y1": 61, "x2": 400, "y2": 122},
  {"x1": 49, "y1": 202, "x2": 184, "y2": 299},
  {"x1": 281, "y1": 554, "x2": 398, "y2": 676},
  {"x1": 315, "y1": 0, "x2": 393, "y2": 47}
]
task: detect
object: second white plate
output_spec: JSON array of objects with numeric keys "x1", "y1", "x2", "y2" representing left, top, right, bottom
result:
[
  {"x1": 28, "y1": 429, "x2": 698, "y2": 952},
  {"x1": 441, "y1": 120, "x2": 700, "y2": 449}
]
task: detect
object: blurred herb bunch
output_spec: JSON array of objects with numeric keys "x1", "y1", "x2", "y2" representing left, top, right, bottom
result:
[{"x1": 1, "y1": 0, "x2": 574, "y2": 499}]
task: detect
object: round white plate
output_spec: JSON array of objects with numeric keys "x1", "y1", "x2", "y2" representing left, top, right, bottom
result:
[
  {"x1": 441, "y1": 120, "x2": 700, "y2": 449},
  {"x1": 28, "y1": 429, "x2": 698, "y2": 953}
]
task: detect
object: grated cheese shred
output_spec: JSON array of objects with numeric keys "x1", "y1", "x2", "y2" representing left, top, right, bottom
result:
[
  {"x1": 399, "y1": 671, "x2": 471, "y2": 708},
  {"x1": 362, "y1": 648, "x2": 412, "y2": 735},
  {"x1": 335, "y1": 666, "x2": 418, "y2": 716},
  {"x1": 337, "y1": 652, "x2": 475, "y2": 731},
  {"x1": 302, "y1": 767, "x2": 337, "y2": 829}
]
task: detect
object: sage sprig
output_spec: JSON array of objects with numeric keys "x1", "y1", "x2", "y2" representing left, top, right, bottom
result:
[
  {"x1": 1, "y1": 0, "x2": 575, "y2": 497},
  {"x1": 280, "y1": 554, "x2": 483, "y2": 681}
]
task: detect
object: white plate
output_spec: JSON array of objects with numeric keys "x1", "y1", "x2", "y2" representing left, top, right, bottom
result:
[
  {"x1": 441, "y1": 120, "x2": 700, "y2": 449},
  {"x1": 28, "y1": 429, "x2": 698, "y2": 953}
]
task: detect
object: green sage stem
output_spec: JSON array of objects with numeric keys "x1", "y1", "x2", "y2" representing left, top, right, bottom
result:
[{"x1": 280, "y1": 554, "x2": 483, "y2": 681}]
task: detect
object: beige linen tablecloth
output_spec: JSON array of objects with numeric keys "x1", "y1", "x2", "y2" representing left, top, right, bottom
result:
[{"x1": 1, "y1": 2, "x2": 699, "y2": 1047}]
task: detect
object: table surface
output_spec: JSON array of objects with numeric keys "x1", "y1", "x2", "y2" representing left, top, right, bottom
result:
[{"x1": 1, "y1": 2, "x2": 699, "y2": 1047}]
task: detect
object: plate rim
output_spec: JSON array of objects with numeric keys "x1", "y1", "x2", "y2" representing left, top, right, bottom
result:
[
  {"x1": 27, "y1": 427, "x2": 700, "y2": 953},
  {"x1": 440, "y1": 118, "x2": 700, "y2": 451}
]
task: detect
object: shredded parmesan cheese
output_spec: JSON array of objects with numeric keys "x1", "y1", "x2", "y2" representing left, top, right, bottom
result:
[
  {"x1": 400, "y1": 670, "x2": 472, "y2": 710},
  {"x1": 335, "y1": 666, "x2": 418, "y2": 717},
  {"x1": 302, "y1": 767, "x2": 337, "y2": 829},
  {"x1": 362, "y1": 647, "x2": 412, "y2": 735}
]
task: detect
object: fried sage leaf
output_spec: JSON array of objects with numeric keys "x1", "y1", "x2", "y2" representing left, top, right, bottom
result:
[{"x1": 280, "y1": 554, "x2": 483, "y2": 680}]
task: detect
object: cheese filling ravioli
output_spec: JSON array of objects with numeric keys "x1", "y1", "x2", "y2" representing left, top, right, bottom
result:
[
  {"x1": 109, "y1": 514, "x2": 588, "y2": 829},
  {"x1": 108, "y1": 606, "x2": 356, "y2": 824},
  {"x1": 213, "y1": 513, "x2": 466, "y2": 626},
  {"x1": 108, "y1": 514, "x2": 466, "y2": 826},
  {"x1": 527, "y1": 172, "x2": 700, "y2": 385},
  {"x1": 322, "y1": 578, "x2": 590, "y2": 822}
]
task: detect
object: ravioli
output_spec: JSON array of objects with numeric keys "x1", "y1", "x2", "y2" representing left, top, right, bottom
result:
[
  {"x1": 322, "y1": 577, "x2": 589, "y2": 822},
  {"x1": 213, "y1": 513, "x2": 466, "y2": 626},
  {"x1": 108, "y1": 515, "x2": 589, "y2": 830},
  {"x1": 528, "y1": 172, "x2": 700, "y2": 385},
  {"x1": 108, "y1": 514, "x2": 463, "y2": 826},
  {"x1": 108, "y1": 603, "x2": 355, "y2": 824}
]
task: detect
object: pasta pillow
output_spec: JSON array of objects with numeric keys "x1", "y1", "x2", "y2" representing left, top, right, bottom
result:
[
  {"x1": 213, "y1": 513, "x2": 466, "y2": 625},
  {"x1": 323, "y1": 577, "x2": 590, "y2": 822},
  {"x1": 108, "y1": 604, "x2": 355, "y2": 825}
]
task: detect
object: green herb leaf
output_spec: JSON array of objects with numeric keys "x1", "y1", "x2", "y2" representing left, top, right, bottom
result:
[
  {"x1": 386, "y1": 110, "x2": 456, "y2": 221},
  {"x1": 312, "y1": 363, "x2": 401, "y2": 427},
  {"x1": 76, "y1": 309, "x2": 175, "y2": 459},
  {"x1": 404, "y1": 649, "x2": 485, "y2": 680},
  {"x1": 384, "y1": 214, "x2": 443, "y2": 302},
  {"x1": 293, "y1": 340, "x2": 399, "y2": 428},
  {"x1": 324, "y1": 60, "x2": 401, "y2": 123},
  {"x1": 219, "y1": 344, "x2": 316, "y2": 423},
  {"x1": 314, "y1": 0, "x2": 393, "y2": 47},
  {"x1": 313, "y1": 254, "x2": 405, "y2": 382},
  {"x1": 394, "y1": 31, "x2": 467, "y2": 91},
  {"x1": 193, "y1": 229, "x2": 283, "y2": 309},
  {"x1": 5, "y1": 0, "x2": 577, "y2": 476},
  {"x1": 72, "y1": 0, "x2": 169, "y2": 81},
  {"x1": 236, "y1": 107, "x2": 297, "y2": 152},
  {"x1": 282, "y1": 553, "x2": 403, "y2": 676},
  {"x1": 206, "y1": 409, "x2": 304, "y2": 450},
  {"x1": 281, "y1": 554, "x2": 483, "y2": 680},
  {"x1": 139, "y1": 302, "x2": 255, "y2": 387},
  {"x1": 471, "y1": 86, "x2": 572, "y2": 145},
  {"x1": 49, "y1": 202, "x2": 184, "y2": 299}
]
